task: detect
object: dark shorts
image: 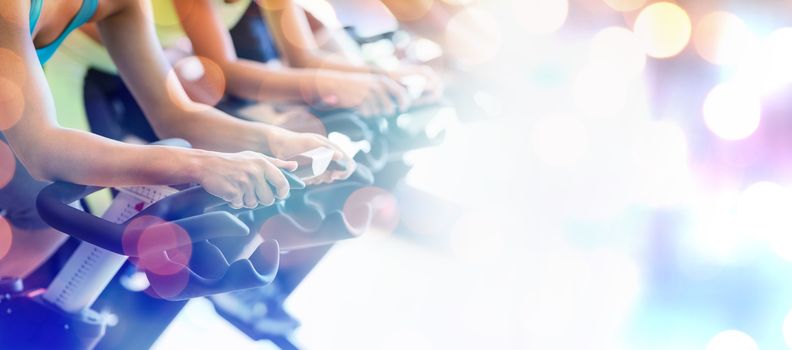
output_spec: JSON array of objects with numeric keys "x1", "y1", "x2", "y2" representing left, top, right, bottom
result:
[{"x1": 0, "y1": 133, "x2": 51, "y2": 230}]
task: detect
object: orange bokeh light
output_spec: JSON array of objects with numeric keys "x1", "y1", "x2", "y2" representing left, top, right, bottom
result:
[
  {"x1": 694, "y1": 11, "x2": 754, "y2": 66},
  {"x1": 603, "y1": 0, "x2": 646, "y2": 12},
  {"x1": 633, "y1": 2, "x2": 692, "y2": 58},
  {"x1": 0, "y1": 78, "x2": 25, "y2": 131},
  {"x1": 173, "y1": 56, "x2": 227, "y2": 107}
]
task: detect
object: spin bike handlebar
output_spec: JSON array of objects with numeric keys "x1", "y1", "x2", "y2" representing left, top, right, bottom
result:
[{"x1": 35, "y1": 171, "x2": 305, "y2": 300}]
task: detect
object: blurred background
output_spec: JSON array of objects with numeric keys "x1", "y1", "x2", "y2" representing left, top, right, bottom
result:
[{"x1": 156, "y1": 0, "x2": 792, "y2": 348}]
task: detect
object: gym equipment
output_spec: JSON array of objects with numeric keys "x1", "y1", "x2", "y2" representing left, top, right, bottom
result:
[
  {"x1": 0, "y1": 146, "x2": 374, "y2": 349},
  {"x1": 205, "y1": 167, "x2": 376, "y2": 349},
  {"x1": 88, "y1": 166, "x2": 375, "y2": 350}
]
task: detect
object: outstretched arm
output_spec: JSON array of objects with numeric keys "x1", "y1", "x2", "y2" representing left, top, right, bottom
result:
[
  {"x1": 96, "y1": 0, "x2": 353, "y2": 180},
  {"x1": 173, "y1": 0, "x2": 407, "y2": 116},
  {"x1": 1, "y1": 1, "x2": 304, "y2": 209},
  {"x1": 95, "y1": 0, "x2": 283, "y2": 154},
  {"x1": 0, "y1": 1, "x2": 198, "y2": 188},
  {"x1": 172, "y1": 0, "x2": 315, "y2": 104}
]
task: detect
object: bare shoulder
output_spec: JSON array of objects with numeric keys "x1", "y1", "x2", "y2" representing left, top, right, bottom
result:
[
  {"x1": 94, "y1": 0, "x2": 143, "y2": 22},
  {"x1": 0, "y1": 1, "x2": 29, "y2": 33}
]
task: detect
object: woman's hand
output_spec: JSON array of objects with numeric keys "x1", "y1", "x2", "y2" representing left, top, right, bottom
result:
[
  {"x1": 194, "y1": 150, "x2": 298, "y2": 209},
  {"x1": 387, "y1": 65, "x2": 444, "y2": 107},
  {"x1": 266, "y1": 128, "x2": 356, "y2": 184},
  {"x1": 309, "y1": 71, "x2": 411, "y2": 117}
]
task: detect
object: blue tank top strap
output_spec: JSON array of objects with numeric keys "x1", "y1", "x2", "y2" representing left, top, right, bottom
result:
[
  {"x1": 30, "y1": 0, "x2": 99, "y2": 64},
  {"x1": 29, "y1": 0, "x2": 43, "y2": 35}
]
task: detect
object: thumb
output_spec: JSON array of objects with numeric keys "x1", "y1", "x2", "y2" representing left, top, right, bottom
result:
[
  {"x1": 332, "y1": 149, "x2": 344, "y2": 161},
  {"x1": 273, "y1": 159, "x2": 299, "y2": 171}
]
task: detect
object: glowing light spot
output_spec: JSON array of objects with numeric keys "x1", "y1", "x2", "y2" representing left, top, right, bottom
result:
[
  {"x1": 513, "y1": 0, "x2": 568, "y2": 35},
  {"x1": 446, "y1": 8, "x2": 502, "y2": 66},
  {"x1": 603, "y1": 0, "x2": 646, "y2": 12},
  {"x1": 573, "y1": 69, "x2": 630, "y2": 117},
  {"x1": 589, "y1": 27, "x2": 646, "y2": 78},
  {"x1": 0, "y1": 216, "x2": 12, "y2": 261},
  {"x1": 694, "y1": 12, "x2": 755, "y2": 66},
  {"x1": 0, "y1": 78, "x2": 24, "y2": 131},
  {"x1": 0, "y1": 140, "x2": 15, "y2": 189},
  {"x1": 177, "y1": 57, "x2": 206, "y2": 82},
  {"x1": 705, "y1": 330, "x2": 758, "y2": 350},
  {"x1": 631, "y1": 121, "x2": 692, "y2": 207},
  {"x1": 702, "y1": 83, "x2": 761, "y2": 141},
  {"x1": 0, "y1": 48, "x2": 26, "y2": 87},
  {"x1": 530, "y1": 115, "x2": 588, "y2": 167},
  {"x1": 122, "y1": 215, "x2": 165, "y2": 257},
  {"x1": 633, "y1": 2, "x2": 692, "y2": 58},
  {"x1": 409, "y1": 38, "x2": 443, "y2": 62},
  {"x1": 632, "y1": 121, "x2": 689, "y2": 173},
  {"x1": 737, "y1": 182, "x2": 792, "y2": 261},
  {"x1": 123, "y1": 216, "x2": 192, "y2": 276},
  {"x1": 146, "y1": 267, "x2": 190, "y2": 300},
  {"x1": 747, "y1": 28, "x2": 792, "y2": 90},
  {"x1": 136, "y1": 222, "x2": 192, "y2": 276},
  {"x1": 380, "y1": 0, "x2": 433, "y2": 22},
  {"x1": 343, "y1": 187, "x2": 400, "y2": 235},
  {"x1": 173, "y1": 56, "x2": 226, "y2": 106}
]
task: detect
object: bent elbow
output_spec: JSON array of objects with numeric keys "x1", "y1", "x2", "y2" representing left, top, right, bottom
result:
[{"x1": 18, "y1": 155, "x2": 56, "y2": 183}]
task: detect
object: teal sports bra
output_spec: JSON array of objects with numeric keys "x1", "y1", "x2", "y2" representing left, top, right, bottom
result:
[{"x1": 29, "y1": 0, "x2": 99, "y2": 64}]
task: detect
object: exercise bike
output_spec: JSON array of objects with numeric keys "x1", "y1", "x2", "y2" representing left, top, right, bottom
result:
[{"x1": 0, "y1": 144, "x2": 373, "y2": 349}]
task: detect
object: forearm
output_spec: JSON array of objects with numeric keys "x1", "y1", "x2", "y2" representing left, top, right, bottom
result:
[
  {"x1": 288, "y1": 51, "x2": 375, "y2": 74},
  {"x1": 222, "y1": 60, "x2": 316, "y2": 103},
  {"x1": 8, "y1": 127, "x2": 200, "y2": 187},
  {"x1": 150, "y1": 103, "x2": 277, "y2": 154}
]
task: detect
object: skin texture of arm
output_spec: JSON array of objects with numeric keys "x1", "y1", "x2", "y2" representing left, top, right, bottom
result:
[
  {"x1": 0, "y1": 0, "x2": 309, "y2": 279},
  {"x1": 173, "y1": 0, "x2": 318, "y2": 104},
  {"x1": 95, "y1": 0, "x2": 354, "y2": 177},
  {"x1": 0, "y1": 1, "x2": 200, "y2": 188},
  {"x1": 1, "y1": 0, "x2": 307, "y2": 209},
  {"x1": 171, "y1": 0, "x2": 405, "y2": 117},
  {"x1": 95, "y1": 0, "x2": 279, "y2": 154}
]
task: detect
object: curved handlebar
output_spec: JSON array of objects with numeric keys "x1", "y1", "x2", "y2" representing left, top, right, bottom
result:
[{"x1": 36, "y1": 171, "x2": 305, "y2": 255}]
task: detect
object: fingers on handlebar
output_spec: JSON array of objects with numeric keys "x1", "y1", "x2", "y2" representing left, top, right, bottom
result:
[
  {"x1": 271, "y1": 158, "x2": 299, "y2": 172},
  {"x1": 372, "y1": 83, "x2": 396, "y2": 116},
  {"x1": 262, "y1": 160, "x2": 290, "y2": 201},
  {"x1": 381, "y1": 77, "x2": 411, "y2": 113}
]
